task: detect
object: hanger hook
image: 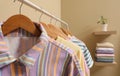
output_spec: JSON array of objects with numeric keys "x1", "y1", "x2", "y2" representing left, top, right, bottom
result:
[
  {"x1": 50, "y1": 18, "x2": 53, "y2": 24},
  {"x1": 19, "y1": 2, "x2": 23, "y2": 14},
  {"x1": 39, "y1": 12, "x2": 43, "y2": 22}
]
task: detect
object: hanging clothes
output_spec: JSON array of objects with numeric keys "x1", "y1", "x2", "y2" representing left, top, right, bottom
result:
[
  {"x1": 59, "y1": 27, "x2": 93, "y2": 68},
  {"x1": 69, "y1": 36, "x2": 94, "y2": 68},
  {"x1": 56, "y1": 36, "x2": 90, "y2": 76},
  {"x1": 0, "y1": 22, "x2": 82, "y2": 76},
  {"x1": 40, "y1": 22, "x2": 91, "y2": 76}
]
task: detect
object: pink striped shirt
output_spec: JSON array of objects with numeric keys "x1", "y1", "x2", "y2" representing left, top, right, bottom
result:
[{"x1": 0, "y1": 23, "x2": 81, "y2": 76}]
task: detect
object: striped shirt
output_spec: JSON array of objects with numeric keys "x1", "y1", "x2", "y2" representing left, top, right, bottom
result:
[
  {"x1": 0, "y1": 23, "x2": 81, "y2": 76},
  {"x1": 69, "y1": 36, "x2": 94, "y2": 68},
  {"x1": 56, "y1": 36, "x2": 90, "y2": 76}
]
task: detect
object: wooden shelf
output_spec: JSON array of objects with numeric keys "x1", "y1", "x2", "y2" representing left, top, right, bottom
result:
[
  {"x1": 93, "y1": 31, "x2": 117, "y2": 35},
  {"x1": 95, "y1": 62, "x2": 117, "y2": 66}
]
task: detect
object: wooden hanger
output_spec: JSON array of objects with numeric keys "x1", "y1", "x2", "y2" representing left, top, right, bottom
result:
[
  {"x1": 60, "y1": 28, "x2": 73, "y2": 36},
  {"x1": 1, "y1": 14, "x2": 41, "y2": 36},
  {"x1": 40, "y1": 22, "x2": 57, "y2": 39},
  {"x1": 48, "y1": 24, "x2": 68, "y2": 39}
]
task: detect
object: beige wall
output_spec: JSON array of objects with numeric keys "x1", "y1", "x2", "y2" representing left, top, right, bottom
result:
[
  {"x1": 1, "y1": 0, "x2": 120, "y2": 76},
  {"x1": 62, "y1": 0, "x2": 120, "y2": 76},
  {"x1": 0, "y1": 0, "x2": 61, "y2": 24}
]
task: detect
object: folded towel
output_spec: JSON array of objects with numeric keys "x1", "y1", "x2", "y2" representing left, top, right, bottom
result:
[
  {"x1": 96, "y1": 58, "x2": 114, "y2": 62},
  {"x1": 96, "y1": 54, "x2": 114, "y2": 57},
  {"x1": 97, "y1": 42, "x2": 114, "y2": 48},
  {"x1": 96, "y1": 50, "x2": 114, "y2": 54},
  {"x1": 96, "y1": 60, "x2": 114, "y2": 63},
  {"x1": 96, "y1": 47, "x2": 114, "y2": 51},
  {"x1": 96, "y1": 57, "x2": 114, "y2": 59}
]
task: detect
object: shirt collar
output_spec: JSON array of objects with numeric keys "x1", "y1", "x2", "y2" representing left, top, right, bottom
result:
[{"x1": 0, "y1": 22, "x2": 49, "y2": 68}]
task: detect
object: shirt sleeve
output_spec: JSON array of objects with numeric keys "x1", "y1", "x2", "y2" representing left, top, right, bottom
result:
[{"x1": 0, "y1": 53, "x2": 16, "y2": 68}]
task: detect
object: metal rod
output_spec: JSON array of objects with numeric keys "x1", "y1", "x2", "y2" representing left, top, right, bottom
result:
[{"x1": 18, "y1": 0, "x2": 69, "y2": 30}]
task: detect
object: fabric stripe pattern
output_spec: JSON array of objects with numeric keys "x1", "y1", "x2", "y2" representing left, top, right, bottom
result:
[
  {"x1": 70, "y1": 36, "x2": 94, "y2": 68},
  {"x1": 0, "y1": 23, "x2": 81, "y2": 76}
]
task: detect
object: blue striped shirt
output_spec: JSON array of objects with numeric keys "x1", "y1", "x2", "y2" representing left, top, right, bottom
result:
[{"x1": 70, "y1": 36, "x2": 94, "y2": 68}]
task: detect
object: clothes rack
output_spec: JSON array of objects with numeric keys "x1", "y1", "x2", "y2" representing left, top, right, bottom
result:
[{"x1": 17, "y1": 0, "x2": 69, "y2": 30}]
